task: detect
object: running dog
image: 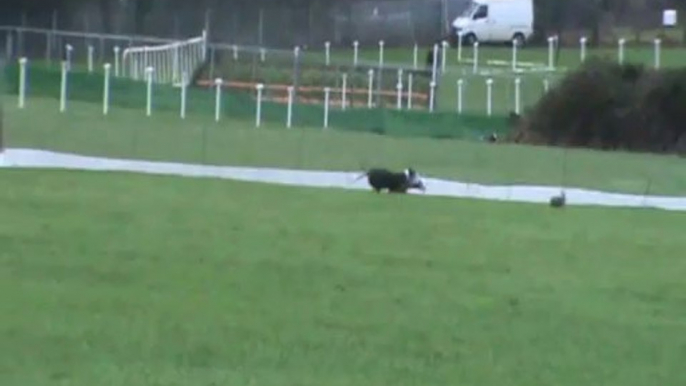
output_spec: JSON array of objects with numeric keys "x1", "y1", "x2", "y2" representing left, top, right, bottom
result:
[{"x1": 354, "y1": 168, "x2": 426, "y2": 194}]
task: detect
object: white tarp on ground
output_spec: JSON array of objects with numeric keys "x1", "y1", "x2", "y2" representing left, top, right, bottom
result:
[{"x1": 2, "y1": 148, "x2": 686, "y2": 212}]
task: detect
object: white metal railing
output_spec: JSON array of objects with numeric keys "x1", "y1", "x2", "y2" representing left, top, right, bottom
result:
[{"x1": 121, "y1": 30, "x2": 207, "y2": 86}]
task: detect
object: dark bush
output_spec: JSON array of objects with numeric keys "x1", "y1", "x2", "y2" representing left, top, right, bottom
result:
[{"x1": 513, "y1": 58, "x2": 686, "y2": 154}]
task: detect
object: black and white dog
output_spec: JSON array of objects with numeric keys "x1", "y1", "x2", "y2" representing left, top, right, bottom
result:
[{"x1": 354, "y1": 168, "x2": 426, "y2": 194}]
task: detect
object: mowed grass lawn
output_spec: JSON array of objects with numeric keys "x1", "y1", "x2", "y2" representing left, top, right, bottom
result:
[
  {"x1": 0, "y1": 169, "x2": 685, "y2": 385},
  {"x1": 6, "y1": 96, "x2": 686, "y2": 196}
]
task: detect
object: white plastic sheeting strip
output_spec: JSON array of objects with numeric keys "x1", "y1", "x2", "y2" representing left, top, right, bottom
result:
[{"x1": 2, "y1": 148, "x2": 686, "y2": 212}]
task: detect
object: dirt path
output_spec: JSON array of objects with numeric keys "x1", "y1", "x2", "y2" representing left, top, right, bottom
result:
[{"x1": 2, "y1": 148, "x2": 686, "y2": 212}]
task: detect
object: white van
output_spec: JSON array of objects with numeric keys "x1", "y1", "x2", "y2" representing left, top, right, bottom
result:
[{"x1": 449, "y1": 0, "x2": 534, "y2": 47}]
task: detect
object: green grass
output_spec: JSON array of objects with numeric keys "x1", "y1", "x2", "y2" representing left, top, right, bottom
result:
[
  {"x1": 1, "y1": 168, "x2": 685, "y2": 385},
  {"x1": 6, "y1": 96, "x2": 686, "y2": 196}
]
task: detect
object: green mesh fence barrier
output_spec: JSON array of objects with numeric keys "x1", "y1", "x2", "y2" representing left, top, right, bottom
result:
[{"x1": 4, "y1": 63, "x2": 510, "y2": 141}]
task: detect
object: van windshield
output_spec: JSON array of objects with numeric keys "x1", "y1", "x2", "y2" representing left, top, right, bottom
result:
[{"x1": 460, "y1": 1, "x2": 480, "y2": 17}]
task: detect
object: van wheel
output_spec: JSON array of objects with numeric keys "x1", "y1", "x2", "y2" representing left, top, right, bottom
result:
[
  {"x1": 463, "y1": 33, "x2": 477, "y2": 46},
  {"x1": 512, "y1": 33, "x2": 526, "y2": 47}
]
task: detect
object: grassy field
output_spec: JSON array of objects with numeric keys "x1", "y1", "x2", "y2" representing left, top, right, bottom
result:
[
  {"x1": 5, "y1": 96, "x2": 686, "y2": 196},
  {"x1": 0, "y1": 169, "x2": 685, "y2": 385}
]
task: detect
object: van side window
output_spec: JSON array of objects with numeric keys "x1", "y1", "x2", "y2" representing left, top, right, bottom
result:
[{"x1": 473, "y1": 5, "x2": 488, "y2": 20}]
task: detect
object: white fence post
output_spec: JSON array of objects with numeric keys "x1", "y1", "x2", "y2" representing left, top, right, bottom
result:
[
  {"x1": 486, "y1": 78, "x2": 493, "y2": 116},
  {"x1": 547, "y1": 36, "x2": 555, "y2": 71},
  {"x1": 472, "y1": 42, "x2": 479, "y2": 74},
  {"x1": 378, "y1": 40, "x2": 385, "y2": 68},
  {"x1": 367, "y1": 69, "x2": 374, "y2": 108},
  {"x1": 429, "y1": 81, "x2": 436, "y2": 113},
  {"x1": 341, "y1": 73, "x2": 348, "y2": 110},
  {"x1": 543, "y1": 78, "x2": 550, "y2": 93},
  {"x1": 232, "y1": 44, "x2": 238, "y2": 60},
  {"x1": 18, "y1": 57, "x2": 27, "y2": 109},
  {"x1": 323, "y1": 87, "x2": 330, "y2": 129},
  {"x1": 65, "y1": 44, "x2": 73, "y2": 71},
  {"x1": 113, "y1": 46, "x2": 120, "y2": 76},
  {"x1": 255, "y1": 83, "x2": 264, "y2": 127},
  {"x1": 457, "y1": 31, "x2": 463, "y2": 62},
  {"x1": 580, "y1": 36, "x2": 587, "y2": 62},
  {"x1": 431, "y1": 43, "x2": 439, "y2": 83},
  {"x1": 618, "y1": 38, "x2": 625, "y2": 64},
  {"x1": 511, "y1": 39, "x2": 518, "y2": 71},
  {"x1": 654, "y1": 38, "x2": 661, "y2": 69},
  {"x1": 325, "y1": 41, "x2": 331, "y2": 66},
  {"x1": 103, "y1": 63, "x2": 111, "y2": 115},
  {"x1": 457, "y1": 78, "x2": 464, "y2": 114},
  {"x1": 514, "y1": 77, "x2": 521, "y2": 115},
  {"x1": 396, "y1": 69, "x2": 403, "y2": 109},
  {"x1": 441, "y1": 40, "x2": 448, "y2": 72},
  {"x1": 87, "y1": 45, "x2": 94, "y2": 73},
  {"x1": 353, "y1": 40, "x2": 359, "y2": 66},
  {"x1": 407, "y1": 73, "x2": 413, "y2": 110},
  {"x1": 180, "y1": 71, "x2": 188, "y2": 119},
  {"x1": 214, "y1": 78, "x2": 223, "y2": 122},
  {"x1": 60, "y1": 60, "x2": 69, "y2": 113},
  {"x1": 145, "y1": 66, "x2": 154, "y2": 117},
  {"x1": 286, "y1": 85, "x2": 294, "y2": 128},
  {"x1": 413, "y1": 43, "x2": 418, "y2": 69},
  {"x1": 260, "y1": 48, "x2": 266, "y2": 62}
]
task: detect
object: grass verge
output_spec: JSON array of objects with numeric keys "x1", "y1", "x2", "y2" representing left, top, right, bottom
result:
[{"x1": 0, "y1": 169, "x2": 685, "y2": 386}]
